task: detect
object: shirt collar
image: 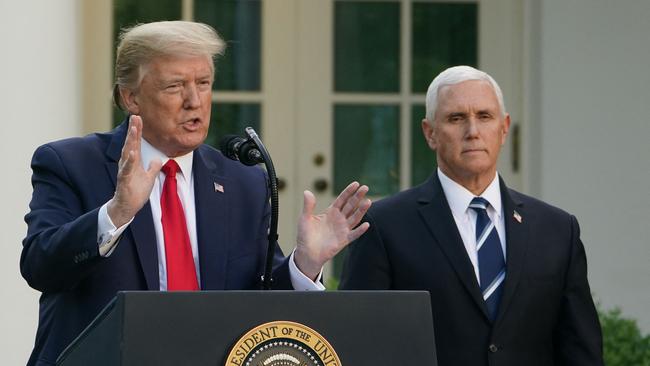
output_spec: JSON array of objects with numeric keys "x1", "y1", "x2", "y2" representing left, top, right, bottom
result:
[
  {"x1": 140, "y1": 138, "x2": 194, "y2": 180},
  {"x1": 437, "y1": 168, "x2": 502, "y2": 218}
]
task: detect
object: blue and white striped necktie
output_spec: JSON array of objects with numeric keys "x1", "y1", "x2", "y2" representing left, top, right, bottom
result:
[{"x1": 469, "y1": 197, "x2": 506, "y2": 321}]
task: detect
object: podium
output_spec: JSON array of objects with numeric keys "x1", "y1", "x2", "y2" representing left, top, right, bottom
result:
[{"x1": 57, "y1": 291, "x2": 437, "y2": 365}]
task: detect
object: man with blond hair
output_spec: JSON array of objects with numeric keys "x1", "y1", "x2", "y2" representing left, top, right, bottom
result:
[
  {"x1": 340, "y1": 66, "x2": 603, "y2": 365},
  {"x1": 22, "y1": 21, "x2": 370, "y2": 365}
]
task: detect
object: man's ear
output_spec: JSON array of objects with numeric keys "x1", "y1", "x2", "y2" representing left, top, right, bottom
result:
[
  {"x1": 119, "y1": 86, "x2": 140, "y2": 115},
  {"x1": 421, "y1": 119, "x2": 437, "y2": 151},
  {"x1": 500, "y1": 113, "x2": 511, "y2": 146}
]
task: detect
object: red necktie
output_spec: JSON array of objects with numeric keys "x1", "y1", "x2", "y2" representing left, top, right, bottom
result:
[{"x1": 161, "y1": 160, "x2": 199, "y2": 291}]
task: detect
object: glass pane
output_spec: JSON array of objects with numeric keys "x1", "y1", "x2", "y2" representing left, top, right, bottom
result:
[
  {"x1": 113, "y1": 0, "x2": 181, "y2": 50},
  {"x1": 113, "y1": 106, "x2": 128, "y2": 127},
  {"x1": 334, "y1": 105, "x2": 400, "y2": 196},
  {"x1": 411, "y1": 3, "x2": 478, "y2": 93},
  {"x1": 195, "y1": 0, "x2": 261, "y2": 91},
  {"x1": 205, "y1": 103, "x2": 261, "y2": 149},
  {"x1": 334, "y1": 2, "x2": 400, "y2": 92},
  {"x1": 113, "y1": 0, "x2": 182, "y2": 126},
  {"x1": 329, "y1": 246, "x2": 348, "y2": 290},
  {"x1": 411, "y1": 105, "x2": 437, "y2": 185}
]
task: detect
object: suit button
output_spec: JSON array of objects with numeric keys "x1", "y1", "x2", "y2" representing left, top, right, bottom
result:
[{"x1": 489, "y1": 344, "x2": 498, "y2": 353}]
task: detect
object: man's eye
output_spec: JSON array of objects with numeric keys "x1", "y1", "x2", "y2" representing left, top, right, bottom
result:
[
  {"x1": 198, "y1": 80, "x2": 212, "y2": 89},
  {"x1": 479, "y1": 113, "x2": 492, "y2": 120}
]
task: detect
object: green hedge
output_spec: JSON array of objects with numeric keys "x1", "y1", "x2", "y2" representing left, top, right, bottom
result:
[{"x1": 599, "y1": 307, "x2": 650, "y2": 366}]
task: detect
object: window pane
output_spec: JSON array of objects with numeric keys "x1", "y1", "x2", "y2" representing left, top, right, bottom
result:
[
  {"x1": 195, "y1": 0, "x2": 261, "y2": 91},
  {"x1": 113, "y1": 0, "x2": 181, "y2": 49},
  {"x1": 334, "y1": 105, "x2": 400, "y2": 196},
  {"x1": 205, "y1": 103, "x2": 261, "y2": 149},
  {"x1": 411, "y1": 3, "x2": 478, "y2": 93},
  {"x1": 113, "y1": 0, "x2": 182, "y2": 126},
  {"x1": 411, "y1": 105, "x2": 437, "y2": 185},
  {"x1": 113, "y1": 106, "x2": 128, "y2": 127},
  {"x1": 329, "y1": 246, "x2": 348, "y2": 290},
  {"x1": 334, "y1": 2, "x2": 400, "y2": 92}
]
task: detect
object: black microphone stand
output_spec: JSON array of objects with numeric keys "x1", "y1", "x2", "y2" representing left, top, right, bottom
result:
[{"x1": 243, "y1": 127, "x2": 279, "y2": 290}]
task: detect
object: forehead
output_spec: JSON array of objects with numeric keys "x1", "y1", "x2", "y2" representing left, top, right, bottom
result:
[
  {"x1": 144, "y1": 55, "x2": 213, "y2": 80},
  {"x1": 436, "y1": 80, "x2": 500, "y2": 115}
]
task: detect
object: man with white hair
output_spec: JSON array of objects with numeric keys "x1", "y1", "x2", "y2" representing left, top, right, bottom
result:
[
  {"x1": 21, "y1": 21, "x2": 370, "y2": 365},
  {"x1": 340, "y1": 66, "x2": 603, "y2": 365}
]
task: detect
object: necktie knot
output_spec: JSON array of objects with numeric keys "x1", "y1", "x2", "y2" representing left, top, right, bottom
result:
[
  {"x1": 469, "y1": 197, "x2": 489, "y2": 212},
  {"x1": 162, "y1": 159, "x2": 180, "y2": 177}
]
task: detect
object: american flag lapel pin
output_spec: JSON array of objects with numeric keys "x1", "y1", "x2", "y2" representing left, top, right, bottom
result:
[
  {"x1": 214, "y1": 182, "x2": 224, "y2": 193},
  {"x1": 513, "y1": 210, "x2": 522, "y2": 223}
]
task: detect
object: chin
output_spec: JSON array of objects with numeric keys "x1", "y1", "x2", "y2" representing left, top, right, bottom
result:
[
  {"x1": 170, "y1": 140, "x2": 205, "y2": 157},
  {"x1": 185, "y1": 131, "x2": 208, "y2": 145},
  {"x1": 186, "y1": 140, "x2": 205, "y2": 152},
  {"x1": 459, "y1": 162, "x2": 493, "y2": 176}
]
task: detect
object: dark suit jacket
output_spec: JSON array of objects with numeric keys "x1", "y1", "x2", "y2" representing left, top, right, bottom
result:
[
  {"x1": 21, "y1": 122, "x2": 292, "y2": 365},
  {"x1": 340, "y1": 174, "x2": 603, "y2": 366}
]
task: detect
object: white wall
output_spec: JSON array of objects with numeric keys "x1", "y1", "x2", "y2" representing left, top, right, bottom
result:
[
  {"x1": 531, "y1": 0, "x2": 650, "y2": 330},
  {"x1": 0, "y1": 0, "x2": 82, "y2": 363}
]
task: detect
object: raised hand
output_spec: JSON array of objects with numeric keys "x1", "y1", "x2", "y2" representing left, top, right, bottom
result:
[
  {"x1": 107, "y1": 115, "x2": 162, "y2": 227},
  {"x1": 294, "y1": 182, "x2": 372, "y2": 280}
]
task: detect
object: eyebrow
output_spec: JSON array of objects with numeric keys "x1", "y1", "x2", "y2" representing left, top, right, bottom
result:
[
  {"x1": 157, "y1": 72, "x2": 213, "y2": 87},
  {"x1": 476, "y1": 109, "x2": 495, "y2": 115},
  {"x1": 158, "y1": 77, "x2": 184, "y2": 86},
  {"x1": 447, "y1": 112, "x2": 468, "y2": 119}
]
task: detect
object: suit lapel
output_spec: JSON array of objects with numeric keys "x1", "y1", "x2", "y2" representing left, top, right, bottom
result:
[
  {"x1": 104, "y1": 121, "x2": 160, "y2": 290},
  {"x1": 129, "y1": 203, "x2": 160, "y2": 290},
  {"x1": 494, "y1": 179, "x2": 529, "y2": 323},
  {"x1": 193, "y1": 147, "x2": 230, "y2": 290},
  {"x1": 417, "y1": 174, "x2": 490, "y2": 320}
]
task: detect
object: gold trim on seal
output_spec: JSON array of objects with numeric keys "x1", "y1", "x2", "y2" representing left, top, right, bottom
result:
[{"x1": 225, "y1": 320, "x2": 342, "y2": 366}]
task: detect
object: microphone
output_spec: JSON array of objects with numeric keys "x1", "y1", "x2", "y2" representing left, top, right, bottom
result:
[
  {"x1": 220, "y1": 127, "x2": 279, "y2": 290},
  {"x1": 219, "y1": 135, "x2": 264, "y2": 166}
]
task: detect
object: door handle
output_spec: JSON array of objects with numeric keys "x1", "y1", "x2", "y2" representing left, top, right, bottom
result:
[
  {"x1": 277, "y1": 177, "x2": 287, "y2": 192},
  {"x1": 313, "y1": 178, "x2": 329, "y2": 193}
]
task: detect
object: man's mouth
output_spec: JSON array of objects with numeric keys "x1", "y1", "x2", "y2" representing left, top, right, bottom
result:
[
  {"x1": 182, "y1": 118, "x2": 202, "y2": 131},
  {"x1": 462, "y1": 148, "x2": 486, "y2": 154}
]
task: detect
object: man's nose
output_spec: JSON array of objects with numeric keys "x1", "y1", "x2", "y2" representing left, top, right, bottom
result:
[
  {"x1": 183, "y1": 83, "x2": 201, "y2": 109},
  {"x1": 465, "y1": 117, "x2": 480, "y2": 138}
]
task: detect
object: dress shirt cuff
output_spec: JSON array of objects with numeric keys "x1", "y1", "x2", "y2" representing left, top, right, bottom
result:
[
  {"x1": 288, "y1": 250, "x2": 325, "y2": 291},
  {"x1": 97, "y1": 202, "x2": 133, "y2": 257}
]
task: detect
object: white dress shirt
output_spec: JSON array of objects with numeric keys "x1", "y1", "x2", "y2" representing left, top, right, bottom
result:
[
  {"x1": 437, "y1": 168, "x2": 507, "y2": 285},
  {"x1": 96, "y1": 138, "x2": 323, "y2": 291}
]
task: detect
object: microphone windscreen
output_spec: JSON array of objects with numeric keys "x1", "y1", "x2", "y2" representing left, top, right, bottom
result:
[{"x1": 219, "y1": 134, "x2": 242, "y2": 160}]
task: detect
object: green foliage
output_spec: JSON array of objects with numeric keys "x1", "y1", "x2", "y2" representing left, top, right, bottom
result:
[
  {"x1": 325, "y1": 276, "x2": 340, "y2": 291},
  {"x1": 599, "y1": 306, "x2": 650, "y2": 366}
]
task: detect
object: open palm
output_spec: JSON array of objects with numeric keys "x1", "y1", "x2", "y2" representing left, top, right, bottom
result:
[{"x1": 294, "y1": 182, "x2": 371, "y2": 280}]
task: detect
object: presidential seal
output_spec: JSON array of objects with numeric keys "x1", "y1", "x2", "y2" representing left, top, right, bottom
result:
[{"x1": 225, "y1": 321, "x2": 342, "y2": 366}]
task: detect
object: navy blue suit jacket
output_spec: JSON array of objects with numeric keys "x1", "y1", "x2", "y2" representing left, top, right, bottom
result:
[
  {"x1": 340, "y1": 174, "x2": 603, "y2": 366},
  {"x1": 21, "y1": 122, "x2": 292, "y2": 365}
]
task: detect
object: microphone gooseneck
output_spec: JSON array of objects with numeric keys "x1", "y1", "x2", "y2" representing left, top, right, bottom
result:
[{"x1": 219, "y1": 129, "x2": 279, "y2": 290}]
